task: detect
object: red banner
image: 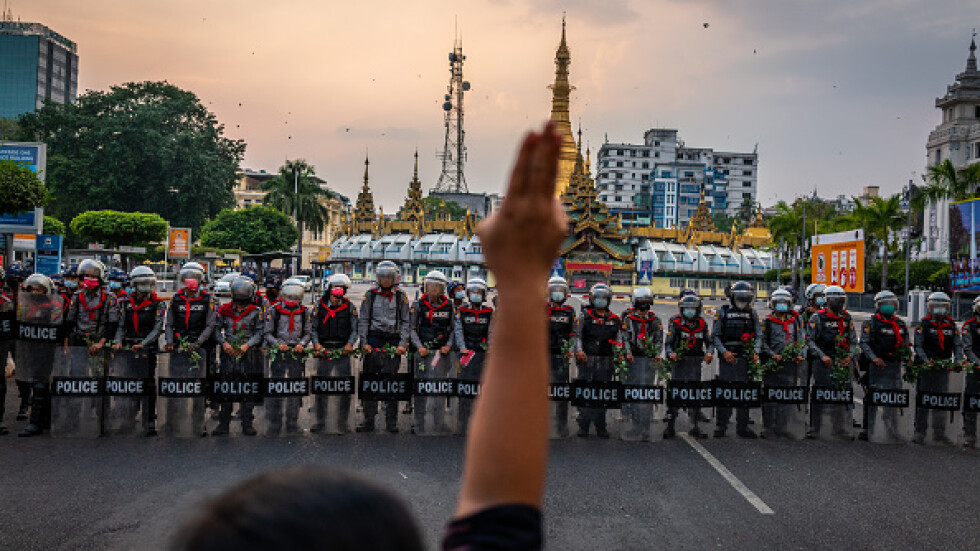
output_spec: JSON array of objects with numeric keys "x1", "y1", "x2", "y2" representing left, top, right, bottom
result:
[{"x1": 565, "y1": 262, "x2": 613, "y2": 272}]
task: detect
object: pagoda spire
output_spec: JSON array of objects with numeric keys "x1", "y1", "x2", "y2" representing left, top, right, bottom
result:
[
  {"x1": 968, "y1": 30, "x2": 977, "y2": 72},
  {"x1": 353, "y1": 154, "x2": 376, "y2": 225},
  {"x1": 399, "y1": 149, "x2": 425, "y2": 222},
  {"x1": 550, "y1": 15, "x2": 578, "y2": 197}
]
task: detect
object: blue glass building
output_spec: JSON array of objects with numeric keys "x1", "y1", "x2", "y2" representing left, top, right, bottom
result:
[{"x1": 0, "y1": 21, "x2": 78, "y2": 120}]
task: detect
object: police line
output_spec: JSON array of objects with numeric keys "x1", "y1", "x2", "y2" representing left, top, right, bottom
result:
[{"x1": 48, "y1": 374, "x2": 980, "y2": 412}]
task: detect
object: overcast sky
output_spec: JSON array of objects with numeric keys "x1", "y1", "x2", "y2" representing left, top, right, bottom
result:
[{"x1": 14, "y1": 0, "x2": 980, "y2": 211}]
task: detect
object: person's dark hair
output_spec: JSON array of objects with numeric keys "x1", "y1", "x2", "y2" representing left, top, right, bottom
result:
[{"x1": 172, "y1": 467, "x2": 425, "y2": 551}]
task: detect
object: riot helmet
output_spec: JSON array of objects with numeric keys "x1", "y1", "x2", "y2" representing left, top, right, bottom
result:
[
  {"x1": 805, "y1": 283, "x2": 827, "y2": 307},
  {"x1": 423, "y1": 270, "x2": 448, "y2": 298},
  {"x1": 679, "y1": 288, "x2": 698, "y2": 298},
  {"x1": 375, "y1": 261, "x2": 399, "y2": 289},
  {"x1": 973, "y1": 295, "x2": 980, "y2": 315},
  {"x1": 769, "y1": 288, "x2": 793, "y2": 314},
  {"x1": 230, "y1": 276, "x2": 257, "y2": 303},
  {"x1": 107, "y1": 268, "x2": 127, "y2": 291},
  {"x1": 326, "y1": 274, "x2": 351, "y2": 297},
  {"x1": 63, "y1": 265, "x2": 79, "y2": 290},
  {"x1": 77, "y1": 259, "x2": 107, "y2": 286},
  {"x1": 22, "y1": 273, "x2": 54, "y2": 295},
  {"x1": 466, "y1": 278, "x2": 488, "y2": 305},
  {"x1": 631, "y1": 287, "x2": 653, "y2": 311},
  {"x1": 129, "y1": 266, "x2": 157, "y2": 295},
  {"x1": 874, "y1": 290, "x2": 899, "y2": 316},
  {"x1": 926, "y1": 291, "x2": 951, "y2": 317},
  {"x1": 449, "y1": 280, "x2": 466, "y2": 301},
  {"x1": 589, "y1": 283, "x2": 612, "y2": 310},
  {"x1": 730, "y1": 281, "x2": 754, "y2": 310},
  {"x1": 280, "y1": 278, "x2": 305, "y2": 304},
  {"x1": 824, "y1": 285, "x2": 847, "y2": 313},
  {"x1": 178, "y1": 262, "x2": 206, "y2": 290},
  {"x1": 679, "y1": 294, "x2": 703, "y2": 320},
  {"x1": 548, "y1": 276, "x2": 569, "y2": 304}
]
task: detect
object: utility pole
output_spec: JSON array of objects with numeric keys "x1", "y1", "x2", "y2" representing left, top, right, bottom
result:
[
  {"x1": 905, "y1": 179, "x2": 913, "y2": 302},
  {"x1": 292, "y1": 163, "x2": 299, "y2": 274}
]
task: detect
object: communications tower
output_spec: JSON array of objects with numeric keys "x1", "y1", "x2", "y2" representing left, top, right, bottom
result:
[{"x1": 433, "y1": 33, "x2": 470, "y2": 193}]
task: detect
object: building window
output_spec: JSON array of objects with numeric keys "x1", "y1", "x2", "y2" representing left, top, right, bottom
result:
[
  {"x1": 685, "y1": 171, "x2": 694, "y2": 177},
  {"x1": 617, "y1": 161, "x2": 624, "y2": 167},
  {"x1": 743, "y1": 159, "x2": 753, "y2": 165},
  {"x1": 743, "y1": 181, "x2": 752, "y2": 187},
  {"x1": 975, "y1": 105, "x2": 980, "y2": 118},
  {"x1": 615, "y1": 196, "x2": 622, "y2": 202},
  {"x1": 669, "y1": 278, "x2": 684, "y2": 287},
  {"x1": 936, "y1": 149, "x2": 941, "y2": 164},
  {"x1": 641, "y1": 150, "x2": 649, "y2": 158},
  {"x1": 615, "y1": 173, "x2": 622, "y2": 179},
  {"x1": 743, "y1": 170, "x2": 753, "y2": 176},
  {"x1": 975, "y1": 143, "x2": 980, "y2": 159},
  {"x1": 743, "y1": 192, "x2": 752, "y2": 199}
]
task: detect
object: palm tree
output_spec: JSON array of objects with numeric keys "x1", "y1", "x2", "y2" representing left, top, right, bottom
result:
[
  {"x1": 851, "y1": 195, "x2": 905, "y2": 290},
  {"x1": 767, "y1": 201, "x2": 804, "y2": 287},
  {"x1": 262, "y1": 159, "x2": 331, "y2": 269},
  {"x1": 912, "y1": 159, "x2": 980, "y2": 211}
]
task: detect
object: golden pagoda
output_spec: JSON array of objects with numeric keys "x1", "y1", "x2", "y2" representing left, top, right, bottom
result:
[
  {"x1": 351, "y1": 155, "x2": 378, "y2": 234},
  {"x1": 397, "y1": 150, "x2": 425, "y2": 223},
  {"x1": 550, "y1": 17, "x2": 577, "y2": 197}
]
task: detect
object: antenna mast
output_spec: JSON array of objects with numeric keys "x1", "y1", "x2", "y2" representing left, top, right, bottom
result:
[{"x1": 433, "y1": 29, "x2": 470, "y2": 193}]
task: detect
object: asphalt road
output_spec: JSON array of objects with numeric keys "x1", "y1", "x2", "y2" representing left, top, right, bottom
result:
[{"x1": 2, "y1": 284, "x2": 973, "y2": 550}]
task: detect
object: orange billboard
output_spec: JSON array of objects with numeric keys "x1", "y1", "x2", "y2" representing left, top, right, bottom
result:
[
  {"x1": 811, "y1": 229, "x2": 864, "y2": 293},
  {"x1": 168, "y1": 228, "x2": 191, "y2": 259}
]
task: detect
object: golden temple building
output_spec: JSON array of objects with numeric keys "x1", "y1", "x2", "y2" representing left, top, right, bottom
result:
[{"x1": 551, "y1": 17, "x2": 578, "y2": 197}]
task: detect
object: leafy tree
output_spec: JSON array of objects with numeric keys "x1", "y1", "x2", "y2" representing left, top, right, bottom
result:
[
  {"x1": 0, "y1": 117, "x2": 19, "y2": 140},
  {"x1": 422, "y1": 196, "x2": 467, "y2": 220},
  {"x1": 736, "y1": 196, "x2": 756, "y2": 225},
  {"x1": 17, "y1": 81, "x2": 245, "y2": 234},
  {"x1": 0, "y1": 158, "x2": 48, "y2": 215},
  {"x1": 262, "y1": 159, "x2": 330, "y2": 269},
  {"x1": 69, "y1": 210, "x2": 167, "y2": 248},
  {"x1": 199, "y1": 205, "x2": 299, "y2": 254},
  {"x1": 911, "y1": 159, "x2": 980, "y2": 211},
  {"x1": 43, "y1": 216, "x2": 65, "y2": 236}
]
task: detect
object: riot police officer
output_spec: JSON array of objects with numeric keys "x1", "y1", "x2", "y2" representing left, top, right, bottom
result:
[
  {"x1": 547, "y1": 276, "x2": 576, "y2": 437},
  {"x1": 112, "y1": 266, "x2": 166, "y2": 436},
  {"x1": 711, "y1": 280, "x2": 761, "y2": 438},
  {"x1": 913, "y1": 291, "x2": 962, "y2": 445},
  {"x1": 4, "y1": 264, "x2": 33, "y2": 421},
  {"x1": 265, "y1": 277, "x2": 312, "y2": 434},
  {"x1": 17, "y1": 274, "x2": 64, "y2": 437},
  {"x1": 806, "y1": 284, "x2": 858, "y2": 439},
  {"x1": 165, "y1": 262, "x2": 216, "y2": 358},
  {"x1": 574, "y1": 283, "x2": 622, "y2": 438},
  {"x1": 213, "y1": 276, "x2": 266, "y2": 436},
  {"x1": 858, "y1": 290, "x2": 910, "y2": 442},
  {"x1": 311, "y1": 274, "x2": 358, "y2": 434},
  {"x1": 0, "y1": 267, "x2": 13, "y2": 435},
  {"x1": 65, "y1": 259, "x2": 117, "y2": 353},
  {"x1": 621, "y1": 287, "x2": 663, "y2": 440},
  {"x1": 664, "y1": 293, "x2": 713, "y2": 438},
  {"x1": 455, "y1": 277, "x2": 492, "y2": 434},
  {"x1": 961, "y1": 295, "x2": 980, "y2": 448},
  {"x1": 760, "y1": 288, "x2": 806, "y2": 439},
  {"x1": 410, "y1": 270, "x2": 464, "y2": 434},
  {"x1": 800, "y1": 283, "x2": 827, "y2": 324},
  {"x1": 357, "y1": 260, "x2": 410, "y2": 432},
  {"x1": 107, "y1": 268, "x2": 129, "y2": 299}
]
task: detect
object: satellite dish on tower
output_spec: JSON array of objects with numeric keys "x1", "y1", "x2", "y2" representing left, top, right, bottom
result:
[{"x1": 462, "y1": 81, "x2": 471, "y2": 91}]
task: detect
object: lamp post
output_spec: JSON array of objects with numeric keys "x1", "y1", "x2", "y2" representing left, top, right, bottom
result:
[
  {"x1": 904, "y1": 179, "x2": 913, "y2": 302},
  {"x1": 292, "y1": 164, "x2": 299, "y2": 275}
]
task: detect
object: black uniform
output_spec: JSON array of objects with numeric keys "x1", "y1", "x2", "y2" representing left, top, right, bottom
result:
[
  {"x1": 0, "y1": 291, "x2": 15, "y2": 432},
  {"x1": 759, "y1": 313, "x2": 806, "y2": 438},
  {"x1": 711, "y1": 304, "x2": 762, "y2": 435},
  {"x1": 548, "y1": 304, "x2": 576, "y2": 436},
  {"x1": 858, "y1": 313, "x2": 910, "y2": 441},
  {"x1": 806, "y1": 309, "x2": 858, "y2": 438},
  {"x1": 410, "y1": 296, "x2": 462, "y2": 433},
  {"x1": 456, "y1": 303, "x2": 493, "y2": 433},
  {"x1": 574, "y1": 308, "x2": 623, "y2": 435},
  {"x1": 358, "y1": 286, "x2": 411, "y2": 431},
  {"x1": 112, "y1": 293, "x2": 166, "y2": 433},
  {"x1": 664, "y1": 314, "x2": 712, "y2": 433},
  {"x1": 913, "y1": 314, "x2": 962, "y2": 444},
  {"x1": 310, "y1": 296, "x2": 358, "y2": 432},
  {"x1": 961, "y1": 316, "x2": 980, "y2": 447}
]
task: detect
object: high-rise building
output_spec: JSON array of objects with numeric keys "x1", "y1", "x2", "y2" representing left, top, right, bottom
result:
[
  {"x1": 920, "y1": 36, "x2": 980, "y2": 261},
  {"x1": 0, "y1": 20, "x2": 78, "y2": 120},
  {"x1": 595, "y1": 129, "x2": 758, "y2": 229}
]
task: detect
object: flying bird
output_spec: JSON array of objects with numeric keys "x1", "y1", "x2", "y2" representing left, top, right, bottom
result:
[{"x1": 703, "y1": 22, "x2": 709, "y2": 28}]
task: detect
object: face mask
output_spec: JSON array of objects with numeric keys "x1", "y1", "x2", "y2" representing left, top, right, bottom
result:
[
  {"x1": 83, "y1": 278, "x2": 99, "y2": 290},
  {"x1": 879, "y1": 304, "x2": 896, "y2": 315},
  {"x1": 815, "y1": 297, "x2": 827, "y2": 306},
  {"x1": 64, "y1": 280, "x2": 78, "y2": 290},
  {"x1": 593, "y1": 298, "x2": 609, "y2": 310},
  {"x1": 454, "y1": 291, "x2": 466, "y2": 300},
  {"x1": 330, "y1": 287, "x2": 345, "y2": 297},
  {"x1": 184, "y1": 279, "x2": 199, "y2": 291},
  {"x1": 635, "y1": 302, "x2": 651, "y2": 311},
  {"x1": 109, "y1": 281, "x2": 122, "y2": 290},
  {"x1": 550, "y1": 291, "x2": 566, "y2": 303},
  {"x1": 775, "y1": 303, "x2": 789, "y2": 313},
  {"x1": 135, "y1": 283, "x2": 153, "y2": 294},
  {"x1": 682, "y1": 308, "x2": 697, "y2": 319},
  {"x1": 125, "y1": 287, "x2": 134, "y2": 295},
  {"x1": 932, "y1": 307, "x2": 947, "y2": 316},
  {"x1": 469, "y1": 293, "x2": 483, "y2": 304}
]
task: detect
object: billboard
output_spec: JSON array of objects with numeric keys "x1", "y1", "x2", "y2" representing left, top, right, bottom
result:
[
  {"x1": 0, "y1": 142, "x2": 46, "y2": 234},
  {"x1": 949, "y1": 198, "x2": 980, "y2": 292},
  {"x1": 168, "y1": 228, "x2": 191, "y2": 259},
  {"x1": 35, "y1": 234, "x2": 62, "y2": 276},
  {"x1": 811, "y1": 229, "x2": 864, "y2": 293}
]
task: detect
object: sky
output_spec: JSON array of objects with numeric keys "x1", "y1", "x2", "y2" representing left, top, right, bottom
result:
[{"x1": 12, "y1": 0, "x2": 980, "y2": 211}]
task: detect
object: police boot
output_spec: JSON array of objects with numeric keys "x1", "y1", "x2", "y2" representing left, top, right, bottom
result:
[
  {"x1": 662, "y1": 418, "x2": 676, "y2": 439},
  {"x1": 241, "y1": 422, "x2": 257, "y2": 436},
  {"x1": 689, "y1": 426, "x2": 708, "y2": 439},
  {"x1": 736, "y1": 428, "x2": 758, "y2": 439},
  {"x1": 211, "y1": 423, "x2": 230, "y2": 436},
  {"x1": 556, "y1": 423, "x2": 570, "y2": 438},
  {"x1": 310, "y1": 423, "x2": 325, "y2": 433},
  {"x1": 0, "y1": 419, "x2": 8, "y2": 436},
  {"x1": 18, "y1": 384, "x2": 48, "y2": 437},
  {"x1": 356, "y1": 418, "x2": 376, "y2": 433}
]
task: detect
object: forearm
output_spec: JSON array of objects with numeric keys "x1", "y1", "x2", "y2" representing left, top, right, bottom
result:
[{"x1": 456, "y1": 282, "x2": 549, "y2": 517}]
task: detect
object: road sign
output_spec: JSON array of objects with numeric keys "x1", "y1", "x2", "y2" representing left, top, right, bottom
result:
[
  {"x1": 35, "y1": 234, "x2": 62, "y2": 276},
  {"x1": 168, "y1": 228, "x2": 191, "y2": 259},
  {"x1": 0, "y1": 142, "x2": 46, "y2": 234},
  {"x1": 811, "y1": 229, "x2": 864, "y2": 293}
]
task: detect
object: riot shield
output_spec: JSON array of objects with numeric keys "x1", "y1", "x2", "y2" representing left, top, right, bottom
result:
[
  {"x1": 412, "y1": 350, "x2": 456, "y2": 436},
  {"x1": 573, "y1": 355, "x2": 619, "y2": 439},
  {"x1": 809, "y1": 359, "x2": 855, "y2": 441},
  {"x1": 963, "y1": 371, "x2": 980, "y2": 449},
  {"x1": 356, "y1": 349, "x2": 412, "y2": 434},
  {"x1": 864, "y1": 361, "x2": 911, "y2": 444},
  {"x1": 619, "y1": 356, "x2": 664, "y2": 442},
  {"x1": 665, "y1": 356, "x2": 712, "y2": 439},
  {"x1": 456, "y1": 350, "x2": 485, "y2": 436},
  {"x1": 761, "y1": 359, "x2": 808, "y2": 440},
  {"x1": 549, "y1": 354, "x2": 573, "y2": 438},
  {"x1": 50, "y1": 345, "x2": 104, "y2": 438},
  {"x1": 104, "y1": 350, "x2": 153, "y2": 436},
  {"x1": 914, "y1": 369, "x2": 964, "y2": 446},
  {"x1": 310, "y1": 354, "x2": 355, "y2": 434},
  {"x1": 261, "y1": 350, "x2": 311, "y2": 436},
  {"x1": 157, "y1": 351, "x2": 207, "y2": 437},
  {"x1": 208, "y1": 348, "x2": 265, "y2": 436},
  {"x1": 714, "y1": 357, "x2": 762, "y2": 438}
]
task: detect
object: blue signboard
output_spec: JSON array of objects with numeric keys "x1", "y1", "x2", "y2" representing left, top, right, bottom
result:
[
  {"x1": 551, "y1": 258, "x2": 564, "y2": 278},
  {"x1": 0, "y1": 142, "x2": 46, "y2": 234},
  {"x1": 34, "y1": 234, "x2": 62, "y2": 276}
]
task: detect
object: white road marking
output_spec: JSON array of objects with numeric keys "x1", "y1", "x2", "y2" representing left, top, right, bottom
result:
[
  {"x1": 398, "y1": 471, "x2": 408, "y2": 479},
  {"x1": 680, "y1": 434, "x2": 774, "y2": 515}
]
